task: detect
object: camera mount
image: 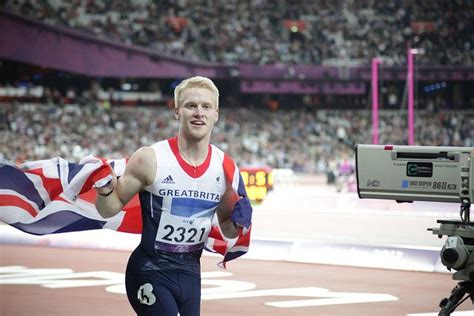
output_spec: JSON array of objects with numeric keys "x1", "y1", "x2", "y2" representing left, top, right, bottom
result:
[
  {"x1": 428, "y1": 200, "x2": 474, "y2": 315},
  {"x1": 437, "y1": 281, "x2": 474, "y2": 316}
]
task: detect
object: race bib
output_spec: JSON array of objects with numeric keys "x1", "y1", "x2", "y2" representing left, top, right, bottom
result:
[{"x1": 154, "y1": 212, "x2": 211, "y2": 253}]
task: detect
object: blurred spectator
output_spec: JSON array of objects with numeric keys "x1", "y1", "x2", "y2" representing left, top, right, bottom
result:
[
  {"x1": 1, "y1": 101, "x2": 472, "y2": 174},
  {"x1": 4, "y1": 0, "x2": 473, "y2": 66}
]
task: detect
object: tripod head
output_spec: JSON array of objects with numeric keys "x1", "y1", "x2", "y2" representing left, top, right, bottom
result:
[
  {"x1": 429, "y1": 201, "x2": 474, "y2": 281},
  {"x1": 429, "y1": 201, "x2": 474, "y2": 315}
]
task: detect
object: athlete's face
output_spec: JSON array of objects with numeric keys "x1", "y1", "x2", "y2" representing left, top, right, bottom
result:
[{"x1": 175, "y1": 87, "x2": 219, "y2": 142}]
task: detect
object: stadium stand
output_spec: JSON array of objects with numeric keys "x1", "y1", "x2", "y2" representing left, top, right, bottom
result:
[
  {"x1": 1, "y1": 101, "x2": 472, "y2": 175},
  {"x1": 4, "y1": 0, "x2": 474, "y2": 66},
  {"x1": 1, "y1": 3, "x2": 474, "y2": 314},
  {"x1": 1, "y1": 0, "x2": 473, "y2": 178}
]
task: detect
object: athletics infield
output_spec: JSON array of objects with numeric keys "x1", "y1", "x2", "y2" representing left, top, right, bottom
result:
[{"x1": 1, "y1": 184, "x2": 473, "y2": 315}]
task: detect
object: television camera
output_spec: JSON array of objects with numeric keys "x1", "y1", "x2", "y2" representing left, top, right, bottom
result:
[{"x1": 356, "y1": 144, "x2": 474, "y2": 315}]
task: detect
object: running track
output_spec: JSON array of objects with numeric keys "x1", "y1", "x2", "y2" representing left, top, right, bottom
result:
[{"x1": 1, "y1": 245, "x2": 472, "y2": 316}]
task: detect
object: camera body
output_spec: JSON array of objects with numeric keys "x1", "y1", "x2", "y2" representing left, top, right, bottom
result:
[{"x1": 356, "y1": 145, "x2": 473, "y2": 204}]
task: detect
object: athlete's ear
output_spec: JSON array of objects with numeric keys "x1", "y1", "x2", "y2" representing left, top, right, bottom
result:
[
  {"x1": 175, "y1": 107, "x2": 180, "y2": 120},
  {"x1": 215, "y1": 108, "x2": 219, "y2": 122}
]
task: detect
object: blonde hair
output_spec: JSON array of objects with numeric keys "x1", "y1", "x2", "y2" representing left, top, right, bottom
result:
[{"x1": 174, "y1": 76, "x2": 219, "y2": 109}]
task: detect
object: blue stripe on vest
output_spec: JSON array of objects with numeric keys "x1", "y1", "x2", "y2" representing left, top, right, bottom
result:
[{"x1": 170, "y1": 198, "x2": 218, "y2": 218}]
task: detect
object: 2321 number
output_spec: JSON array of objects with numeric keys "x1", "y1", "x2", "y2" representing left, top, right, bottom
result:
[{"x1": 162, "y1": 225, "x2": 206, "y2": 243}]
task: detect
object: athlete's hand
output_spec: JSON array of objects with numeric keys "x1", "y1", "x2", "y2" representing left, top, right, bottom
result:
[
  {"x1": 95, "y1": 167, "x2": 117, "y2": 197},
  {"x1": 230, "y1": 196, "x2": 252, "y2": 231}
]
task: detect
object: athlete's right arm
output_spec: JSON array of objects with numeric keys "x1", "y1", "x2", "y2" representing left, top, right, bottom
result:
[{"x1": 95, "y1": 147, "x2": 156, "y2": 218}]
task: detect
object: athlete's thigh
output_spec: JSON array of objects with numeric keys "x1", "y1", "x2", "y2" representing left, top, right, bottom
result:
[
  {"x1": 177, "y1": 273, "x2": 201, "y2": 316},
  {"x1": 126, "y1": 273, "x2": 179, "y2": 316}
]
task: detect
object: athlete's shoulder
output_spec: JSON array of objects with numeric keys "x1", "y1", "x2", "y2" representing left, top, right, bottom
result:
[
  {"x1": 210, "y1": 144, "x2": 240, "y2": 184},
  {"x1": 147, "y1": 138, "x2": 176, "y2": 163},
  {"x1": 210, "y1": 144, "x2": 235, "y2": 164},
  {"x1": 150, "y1": 138, "x2": 174, "y2": 150},
  {"x1": 126, "y1": 146, "x2": 157, "y2": 186}
]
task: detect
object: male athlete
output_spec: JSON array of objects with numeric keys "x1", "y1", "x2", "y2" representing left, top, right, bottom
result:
[{"x1": 95, "y1": 76, "x2": 252, "y2": 315}]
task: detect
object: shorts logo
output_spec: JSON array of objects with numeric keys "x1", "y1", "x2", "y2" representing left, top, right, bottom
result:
[
  {"x1": 161, "y1": 175, "x2": 175, "y2": 184},
  {"x1": 137, "y1": 283, "x2": 156, "y2": 306}
]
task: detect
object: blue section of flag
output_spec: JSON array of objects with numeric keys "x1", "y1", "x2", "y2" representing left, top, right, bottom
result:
[
  {"x1": 67, "y1": 162, "x2": 84, "y2": 184},
  {"x1": 0, "y1": 164, "x2": 45, "y2": 210},
  {"x1": 224, "y1": 250, "x2": 247, "y2": 262},
  {"x1": 171, "y1": 198, "x2": 218, "y2": 218},
  {"x1": 55, "y1": 216, "x2": 106, "y2": 233},
  {"x1": 56, "y1": 163, "x2": 61, "y2": 183},
  {"x1": 11, "y1": 210, "x2": 106, "y2": 235},
  {"x1": 231, "y1": 174, "x2": 252, "y2": 228},
  {"x1": 237, "y1": 174, "x2": 247, "y2": 196}
]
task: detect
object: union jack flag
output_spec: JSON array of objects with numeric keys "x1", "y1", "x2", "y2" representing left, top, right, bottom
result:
[{"x1": 0, "y1": 156, "x2": 251, "y2": 266}]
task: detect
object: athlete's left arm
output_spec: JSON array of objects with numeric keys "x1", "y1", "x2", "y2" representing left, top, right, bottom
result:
[{"x1": 216, "y1": 173, "x2": 253, "y2": 239}]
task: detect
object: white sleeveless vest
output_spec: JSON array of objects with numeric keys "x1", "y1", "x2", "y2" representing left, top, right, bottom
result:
[{"x1": 141, "y1": 137, "x2": 236, "y2": 253}]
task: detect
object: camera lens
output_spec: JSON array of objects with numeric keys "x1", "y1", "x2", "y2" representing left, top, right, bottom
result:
[{"x1": 442, "y1": 248, "x2": 459, "y2": 264}]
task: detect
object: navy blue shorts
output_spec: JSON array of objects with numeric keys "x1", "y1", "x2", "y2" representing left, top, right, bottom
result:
[{"x1": 125, "y1": 248, "x2": 201, "y2": 316}]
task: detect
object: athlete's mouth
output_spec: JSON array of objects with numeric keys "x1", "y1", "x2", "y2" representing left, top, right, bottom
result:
[{"x1": 191, "y1": 120, "x2": 205, "y2": 126}]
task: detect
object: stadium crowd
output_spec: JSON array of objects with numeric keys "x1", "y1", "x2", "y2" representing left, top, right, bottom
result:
[
  {"x1": 2, "y1": 1, "x2": 473, "y2": 177},
  {"x1": 4, "y1": 0, "x2": 473, "y2": 66},
  {"x1": 1, "y1": 101, "x2": 472, "y2": 175}
]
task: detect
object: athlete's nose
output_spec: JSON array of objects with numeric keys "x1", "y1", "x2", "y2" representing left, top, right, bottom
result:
[{"x1": 193, "y1": 105, "x2": 205, "y2": 116}]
